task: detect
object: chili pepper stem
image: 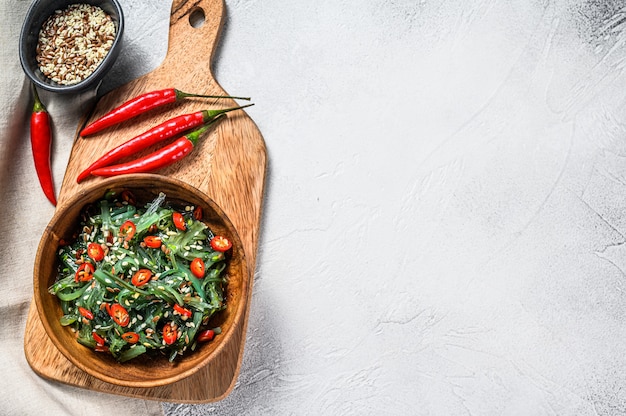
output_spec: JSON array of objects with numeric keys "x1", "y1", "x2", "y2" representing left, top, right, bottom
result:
[
  {"x1": 32, "y1": 84, "x2": 46, "y2": 113},
  {"x1": 175, "y1": 89, "x2": 251, "y2": 101},
  {"x1": 202, "y1": 103, "x2": 254, "y2": 120},
  {"x1": 187, "y1": 113, "x2": 227, "y2": 146}
]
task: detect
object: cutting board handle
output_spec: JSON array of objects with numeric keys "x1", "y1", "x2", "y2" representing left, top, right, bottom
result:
[{"x1": 159, "y1": 0, "x2": 226, "y2": 88}]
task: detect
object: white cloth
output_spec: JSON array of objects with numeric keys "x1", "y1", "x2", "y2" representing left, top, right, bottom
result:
[{"x1": 1, "y1": 0, "x2": 166, "y2": 414}]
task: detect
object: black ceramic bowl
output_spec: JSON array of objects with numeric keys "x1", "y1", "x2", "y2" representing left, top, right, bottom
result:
[{"x1": 19, "y1": 0, "x2": 124, "y2": 94}]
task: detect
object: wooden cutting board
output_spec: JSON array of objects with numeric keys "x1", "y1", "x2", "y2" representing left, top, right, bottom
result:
[{"x1": 23, "y1": 0, "x2": 266, "y2": 403}]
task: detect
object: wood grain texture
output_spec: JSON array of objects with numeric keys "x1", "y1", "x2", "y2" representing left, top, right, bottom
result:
[{"x1": 23, "y1": 0, "x2": 266, "y2": 403}]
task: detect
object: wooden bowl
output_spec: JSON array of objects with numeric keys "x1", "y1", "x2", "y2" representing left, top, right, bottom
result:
[{"x1": 32, "y1": 174, "x2": 248, "y2": 388}]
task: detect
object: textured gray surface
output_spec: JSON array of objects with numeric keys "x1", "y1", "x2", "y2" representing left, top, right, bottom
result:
[{"x1": 4, "y1": 0, "x2": 626, "y2": 415}]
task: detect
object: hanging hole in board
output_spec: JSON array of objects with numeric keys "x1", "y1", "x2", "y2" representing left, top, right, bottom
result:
[{"x1": 189, "y1": 8, "x2": 206, "y2": 28}]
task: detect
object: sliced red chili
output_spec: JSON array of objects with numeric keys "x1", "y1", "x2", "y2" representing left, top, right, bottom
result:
[
  {"x1": 74, "y1": 262, "x2": 95, "y2": 282},
  {"x1": 172, "y1": 212, "x2": 186, "y2": 231},
  {"x1": 131, "y1": 268, "x2": 152, "y2": 287},
  {"x1": 119, "y1": 220, "x2": 136, "y2": 241},
  {"x1": 197, "y1": 329, "x2": 215, "y2": 342},
  {"x1": 173, "y1": 304, "x2": 192, "y2": 318},
  {"x1": 162, "y1": 322, "x2": 177, "y2": 345},
  {"x1": 193, "y1": 205, "x2": 203, "y2": 220},
  {"x1": 78, "y1": 306, "x2": 94, "y2": 320},
  {"x1": 143, "y1": 235, "x2": 162, "y2": 249},
  {"x1": 190, "y1": 257, "x2": 205, "y2": 278},
  {"x1": 92, "y1": 332, "x2": 106, "y2": 346},
  {"x1": 121, "y1": 332, "x2": 140, "y2": 344},
  {"x1": 94, "y1": 344, "x2": 110, "y2": 353},
  {"x1": 87, "y1": 242, "x2": 105, "y2": 262},
  {"x1": 210, "y1": 235, "x2": 232, "y2": 252},
  {"x1": 108, "y1": 303, "x2": 130, "y2": 327}
]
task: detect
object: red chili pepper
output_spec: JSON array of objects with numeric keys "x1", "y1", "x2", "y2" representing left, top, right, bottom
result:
[
  {"x1": 108, "y1": 303, "x2": 130, "y2": 327},
  {"x1": 197, "y1": 329, "x2": 215, "y2": 342},
  {"x1": 210, "y1": 235, "x2": 232, "y2": 252},
  {"x1": 143, "y1": 235, "x2": 162, "y2": 249},
  {"x1": 131, "y1": 268, "x2": 152, "y2": 287},
  {"x1": 78, "y1": 306, "x2": 94, "y2": 320},
  {"x1": 76, "y1": 104, "x2": 253, "y2": 182},
  {"x1": 80, "y1": 88, "x2": 250, "y2": 136},
  {"x1": 90, "y1": 115, "x2": 225, "y2": 177},
  {"x1": 87, "y1": 242, "x2": 105, "y2": 262},
  {"x1": 30, "y1": 84, "x2": 56, "y2": 206},
  {"x1": 94, "y1": 344, "x2": 110, "y2": 353},
  {"x1": 172, "y1": 212, "x2": 186, "y2": 231},
  {"x1": 162, "y1": 322, "x2": 178, "y2": 345},
  {"x1": 92, "y1": 332, "x2": 106, "y2": 346},
  {"x1": 193, "y1": 205, "x2": 203, "y2": 220},
  {"x1": 121, "y1": 331, "x2": 140, "y2": 344},
  {"x1": 190, "y1": 257, "x2": 205, "y2": 278},
  {"x1": 119, "y1": 220, "x2": 136, "y2": 241},
  {"x1": 173, "y1": 304, "x2": 192, "y2": 318},
  {"x1": 74, "y1": 262, "x2": 95, "y2": 282}
]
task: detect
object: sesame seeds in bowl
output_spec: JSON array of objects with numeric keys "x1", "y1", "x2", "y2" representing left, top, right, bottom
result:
[
  {"x1": 36, "y1": 4, "x2": 116, "y2": 86},
  {"x1": 20, "y1": 0, "x2": 124, "y2": 94}
]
